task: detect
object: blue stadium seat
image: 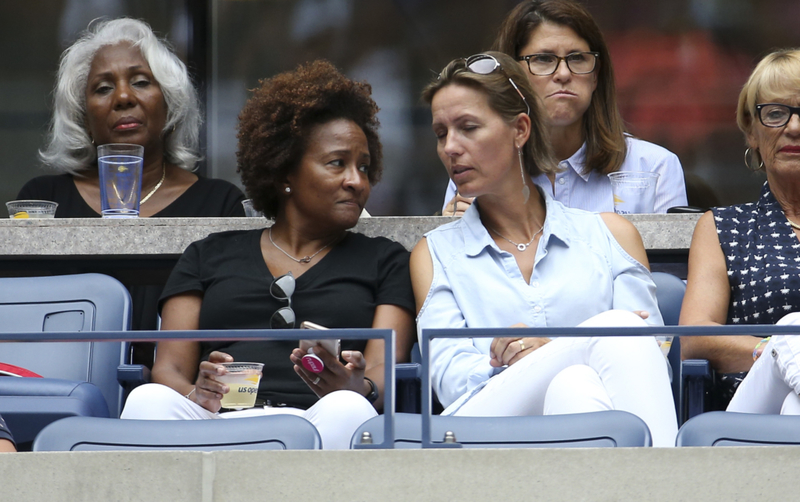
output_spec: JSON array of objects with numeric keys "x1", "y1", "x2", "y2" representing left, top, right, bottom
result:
[
  {"x1": 33, "y1": 415, "x2": 321, "y2": 451},
  {"x1": 352, "y1": 411, "x2": 652, "y2": 448},
  {"x1": 676, "y1": 411, "x2": 800, "y2": 446},
  {"x1": 0, "y1": 273, "x2": 133, "y2": 449}
]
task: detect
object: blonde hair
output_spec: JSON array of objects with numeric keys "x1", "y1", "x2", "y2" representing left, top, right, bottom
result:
[{"x1": 737, "y1": 49, "x2": 800, "y2": 136}]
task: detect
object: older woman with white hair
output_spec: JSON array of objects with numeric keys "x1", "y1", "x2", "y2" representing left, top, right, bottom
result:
[{"x1": 18, "y1": 17, "x2": 244, "y2": 217}]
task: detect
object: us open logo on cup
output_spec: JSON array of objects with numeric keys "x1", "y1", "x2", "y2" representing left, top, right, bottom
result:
[{"x1": 608, "y1": 172, "x2": 659, "y2": 214}]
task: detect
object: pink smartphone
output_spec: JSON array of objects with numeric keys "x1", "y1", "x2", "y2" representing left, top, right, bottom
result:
[{"x1": 299, "y1": 321, "x2": 341, "y2": 373}]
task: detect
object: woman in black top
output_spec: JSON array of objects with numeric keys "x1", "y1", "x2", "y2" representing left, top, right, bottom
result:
[
  {"x1": 121, "y1": 60, "x2": 415, "y2": 449},
  {"x1": 18, "y1": 18, "x2": 245, "y2": 340},
  {"x1": 19, "y1": 18, "x2": 244, "y2": 218}
]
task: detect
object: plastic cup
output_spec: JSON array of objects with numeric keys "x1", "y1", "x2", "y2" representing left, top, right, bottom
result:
[
  {"x1": 97, "y1": 143, "x2": 144, "y2": 218},
  {"x1": 217, "y1": 362, "x2": 264, "y2": 409},
  {"x1": 241, "y1": 199, "x2": 264, "y2": 217},
  {"x1": 6, "y1": 200, "x2": 58, "y2": 219},
  {"x1": 608, "y1": 172, "x2": 660, "y2": 214}
]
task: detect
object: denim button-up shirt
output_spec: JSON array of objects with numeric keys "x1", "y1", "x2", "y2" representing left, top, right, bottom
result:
[{"x1": 418, "y1": 192, "x2": 663, "y2": 410}]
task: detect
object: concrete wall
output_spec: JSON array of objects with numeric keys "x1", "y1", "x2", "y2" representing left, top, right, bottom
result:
[{"x1": 1, "y1": 447, "x2": 797, "y2": 501}]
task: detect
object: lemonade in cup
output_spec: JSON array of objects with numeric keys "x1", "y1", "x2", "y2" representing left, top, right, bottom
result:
[{"x1": 217, "y1": 362, "x2": 264, "y2": 409}]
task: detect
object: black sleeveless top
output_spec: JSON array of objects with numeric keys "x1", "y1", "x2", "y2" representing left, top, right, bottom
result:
[{"x1": 713, "y1": 181, "x2": 800, "y2": 324}]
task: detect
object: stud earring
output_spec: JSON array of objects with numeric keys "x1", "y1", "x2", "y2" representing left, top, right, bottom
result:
[{"x1": 285, "y1": 186, "x2": 291, "y2": 194}]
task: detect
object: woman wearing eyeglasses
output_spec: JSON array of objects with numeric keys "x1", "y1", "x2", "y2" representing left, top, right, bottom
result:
[
  {"x1": 443, "y1": 0, "x2": 687, "y2": 216},
  {"x1": 680, "y1": 49, "x2": 800, "y2": 415},
  {"x1": 412, "y1": 51, "x2": 677, "y2": 446},
  {"x1": 121, "y1": 61, "x2": 416, "y2": 449}
]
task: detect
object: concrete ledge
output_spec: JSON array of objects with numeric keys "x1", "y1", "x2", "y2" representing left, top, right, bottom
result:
[
  {"x1": 0, "y1": 214, "x2": 700, "y2": 256},
  {"x1": 0, "y1": 446, "x2": 795, "y2": 501}
]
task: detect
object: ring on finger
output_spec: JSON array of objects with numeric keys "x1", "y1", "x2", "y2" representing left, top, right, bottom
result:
[
  {"x1": 518, "y1": 339, "x2": 525, "y2": 351},
  {"x1": 312, "y1": 376, "x2": 321, "y2": 385}
]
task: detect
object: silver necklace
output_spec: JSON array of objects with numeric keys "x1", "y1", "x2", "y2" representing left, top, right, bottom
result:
[
  {"x1": 488, "y1": 224, "x2": 544, "y2": 252},
  {"x1": 140, "y1": 162, "x2": 166, "y2": 205},
  {"x1": 269, "y1": 227, "x2": 337, "y2": 264}
]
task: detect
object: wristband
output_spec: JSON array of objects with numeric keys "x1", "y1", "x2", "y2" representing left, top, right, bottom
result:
[
  {"x1": 364, "y1": 377, "x2": 379, "y2": 404},
  {"x1": 753, "y1": 337, "x2": 771, "y2": 361}
]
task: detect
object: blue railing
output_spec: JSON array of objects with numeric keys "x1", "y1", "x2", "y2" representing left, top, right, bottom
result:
[
  {"x1": 420, "y1": 324, "x2": 800, "y2": 448},
  {"x1": 0, "y1": 328, "x2": 396, "y2": 449}
]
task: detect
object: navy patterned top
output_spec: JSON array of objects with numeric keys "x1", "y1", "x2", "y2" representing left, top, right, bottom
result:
[{"x1": 713, "y1": 181, "x2": 800, "y2": 324}]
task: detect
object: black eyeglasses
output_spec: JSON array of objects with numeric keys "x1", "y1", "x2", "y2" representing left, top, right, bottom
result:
[
  {"x1": 756, "y1": 103, "x2": 800, "y2": 128},
  {"x1": 461, "y1": 53, "x2": 531, "y2": 117},
  {"x1": 518, "y1": 52, "x2": 599, "y2": 76},
  {"x1": 270, "y1": 272, "x2": 296, "y2": 329}
]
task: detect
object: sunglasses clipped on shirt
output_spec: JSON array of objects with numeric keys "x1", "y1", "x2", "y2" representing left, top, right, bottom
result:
[
  {"x1": 456, "y1": 53, "x2": 531, "y2": 117},
  {"x1": 270, "y1": 272, "x2": 296, "y2": 329}
]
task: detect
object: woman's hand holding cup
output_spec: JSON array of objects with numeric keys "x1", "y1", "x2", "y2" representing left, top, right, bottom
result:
[{"x1": 192, "y1": 351, "x2": 234, "y2": 412}]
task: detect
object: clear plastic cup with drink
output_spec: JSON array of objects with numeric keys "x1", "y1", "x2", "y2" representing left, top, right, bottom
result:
[
  {"x1": 608, "y1": 172, "x2": 660, "y2": 214},
  {"x1": 217, "y1": 362, "x2": 264, "y2": 410},
  {"x1": 97, "y1": 143, "x2": 144, "y2": 218}
]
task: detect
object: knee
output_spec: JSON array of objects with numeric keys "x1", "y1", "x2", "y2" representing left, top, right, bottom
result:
[
  {"x1": 581, "y1": 310, "x2": 648, "y2": 328},
  {"x1": 121, "y1": 383, "x2": 182, "y2": 419},
  {"x1": 777, "y1": 312, "x2": 800, "y2": 326},
  {"x1": 317, "y1": 390, "x2": 377, "y2": 421}
]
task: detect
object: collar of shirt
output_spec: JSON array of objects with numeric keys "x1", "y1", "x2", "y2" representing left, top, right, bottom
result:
[
  {"x1": 561, "y1": 142, "x2": 591, "y2": 181},
  {"x1": 460, "y1": 188, "x2": 573, "y2": 257}
]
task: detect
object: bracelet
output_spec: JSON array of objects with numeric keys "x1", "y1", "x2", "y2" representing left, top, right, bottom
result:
[
  {"x1": 185, "y1": 387, "x2": 196, "y2": 400},
  {"x1": 753, "y1": 337, "x2": 771, "y2": 361},
  {"x1": 363, "y1": 377, "x2": 379, "y2": 404}
]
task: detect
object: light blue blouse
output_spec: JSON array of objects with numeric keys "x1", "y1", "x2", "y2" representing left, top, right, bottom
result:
[
  {"x1": 418, "y1": 192, "x2": 663, "y2": 409},
  {"x1": 442, "y1": 136, "x2": 687, "y2": 214}
]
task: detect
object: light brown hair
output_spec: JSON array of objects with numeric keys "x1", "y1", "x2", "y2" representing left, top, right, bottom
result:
[{"x1": 422, "y1": 51, "x2": 558, "y2": 178}]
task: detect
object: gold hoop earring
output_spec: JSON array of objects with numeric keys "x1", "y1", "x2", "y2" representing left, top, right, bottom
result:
[{"x1": 744, "y1": 148, "x2": 764, "y2": 172}]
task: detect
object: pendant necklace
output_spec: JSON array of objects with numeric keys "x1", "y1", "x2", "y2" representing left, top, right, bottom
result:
[
  {"x1": 269, "y1": 227, "x2": 337, "y2": 264},
  {"x1": 488, "y1": 223, "x2": 544, "y2": 252}
]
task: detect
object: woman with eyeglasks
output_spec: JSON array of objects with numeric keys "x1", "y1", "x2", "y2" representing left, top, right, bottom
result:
[
  {"x1": 442, "y1": 0, "x2": 687, "y2": 216},
  {"x1": 121, "y1": 61, "x2": 416, "y2": 449},
  {"x1": 680, "y1": 49, "x2": 800, "y2": 415},
  {"x1": 412, "y1": 51, "x2": 677, "y2": 446}
]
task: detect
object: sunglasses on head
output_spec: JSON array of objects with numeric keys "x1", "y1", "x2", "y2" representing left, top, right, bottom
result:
[
  {"x1": 459, "y1": 53, "x2": 531, "y2": 117},
  {"x1": 270, "y1": 272, "x2": 296, "y2": 329}
]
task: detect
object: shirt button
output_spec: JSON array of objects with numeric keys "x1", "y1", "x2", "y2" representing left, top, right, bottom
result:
[
  {"x1": 534, "y1": 305, "x2": 542, "y2": 313},
  {"x1": 558, "y1": 177, "x2": 566, "y2": 185},
  {"x1": 531, "y1": 281, "x2": 539, "y2": 288}
]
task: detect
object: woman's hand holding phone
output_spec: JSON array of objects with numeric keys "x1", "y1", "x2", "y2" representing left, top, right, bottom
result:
[{"x1": 291, "y1": 321, "x2": 363, "y2": 397}]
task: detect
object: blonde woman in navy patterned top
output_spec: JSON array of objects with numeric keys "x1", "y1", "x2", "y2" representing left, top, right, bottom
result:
[{"x1": 681, "y1": 49, "x2": 800, "y2": 414}]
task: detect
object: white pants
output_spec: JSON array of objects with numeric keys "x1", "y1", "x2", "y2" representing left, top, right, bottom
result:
[
  {"x1": 453, "y1": 310, "x2": 678, "y2": 447},
  {"x1": 121, "y1": 384, "x2": 377, "y2": 450},
  {"x1": 728, "y1": 313, "x2": 800, "y2": 414}
]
